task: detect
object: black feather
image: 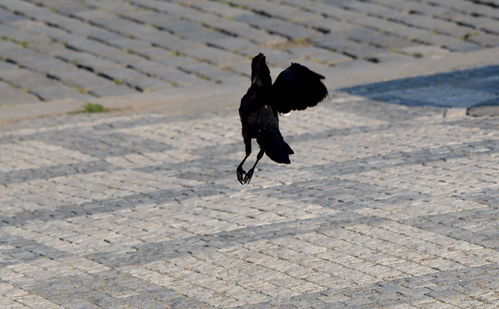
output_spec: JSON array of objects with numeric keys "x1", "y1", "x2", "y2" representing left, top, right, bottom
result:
[
  {"x1": 257, "y1": 123, "x2": 294, "y2": 164},
  {"x1": 271, "y1": 63, "x2": 328, "y2": 114}
]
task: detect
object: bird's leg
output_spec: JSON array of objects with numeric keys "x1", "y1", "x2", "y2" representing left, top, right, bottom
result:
[
  {"x1": 237, "y1": 137, "x2": 252, "y2": 184},
  {"x1": 236, "y1": 154, "x2": 250, "y2": 184},
  {"x1": 244, "y1": 149, "x2": 264, "y2": 184}
]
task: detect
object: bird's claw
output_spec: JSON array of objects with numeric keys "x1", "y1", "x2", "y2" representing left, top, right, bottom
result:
[
  {"x1": 237, "y1": 166, "x2": 247, "y2": 184},
  {"x1": 244, "y1": 169, "x2": 254, "y2": 184},
  {"x1": 237, "y1": 166, "x2": 255, "y2": 185}
]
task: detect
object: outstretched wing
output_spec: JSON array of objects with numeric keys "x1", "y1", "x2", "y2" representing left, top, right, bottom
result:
[{"x1": 271, "y1": 63, "x2": 328, "y2": 114}]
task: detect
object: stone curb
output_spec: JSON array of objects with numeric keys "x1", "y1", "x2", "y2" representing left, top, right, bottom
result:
[
  {"x1": 322, "y1": 47, "x2": 499, "y2": 90},
  {"x1": 466, "y1": 102, "x2": 499, "y2": 117},
  {"x1": 0, "y1": 98, "x2": 86, "y2": 124},
  {"x1": 1, "y1": 47, "x2": 498, "y2": 125}
]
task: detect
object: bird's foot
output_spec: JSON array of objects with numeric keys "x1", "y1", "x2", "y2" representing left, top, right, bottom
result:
[
  {"x1": 243, "y1": 169, "x2": 254, "y2": 184},
  {"x1": 237, "y1": 166, "x2": 247, "y2": 185}
]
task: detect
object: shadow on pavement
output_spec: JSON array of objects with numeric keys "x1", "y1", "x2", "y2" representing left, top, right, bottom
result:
[{"x1": 339, "y1": 65, "x2": 498, "y2": 108}]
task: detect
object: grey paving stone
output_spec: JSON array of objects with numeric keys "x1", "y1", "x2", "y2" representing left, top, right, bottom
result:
[
  {"x1": 364, "y1": 32, "x2": 414, "y2": 49},
  {"x1": 94, "y1": 17, "x2": 156, "y2": 37},
  {"x1": 380, "y1": 1, "x2": 447, "y2": 16},
  {"x1": 181, "y1": 45, "x2": 248, "y2": 66},
  {"x1": 204, "y1": 19, "x2": 287, "y2": 45},
  {"x1": 179, "y1": 62, "x2": 235, "y2": 82},
  {"x1": 415, "y1": 33, "x2": 459, "y2": 46},
  {"x1": 127, "y1": 77, "x2": 170, "y2": 92},
  {"x1": 480, "y1": 22, "x2": 499, "y2": 35},
  {"x1": 190, "y1": 0, "x2": 248, "y2": 18},
  {"x1": 342, "y1": 44, "x2": 386, "y2": 59},
  {"x1": 400, "y1": 45, "x2": 450, "y2": 58},
  {"x1": 159, "y1": 19, "x2": 206, "y2": 35},
  {"x1": 387, "y1": 26, "x2": 436, "y2": 40},
  {"x1": 119, "y1": 10, "x2": 176, "y2": 26},
  {"x1": 3, "y1": 69, "x2": 58, "y2": 90},
  {"x1": 0, "y1": 47, "x2": 43, "y2": 65},
  {"x1": 444, "y1": 40, "x2": 483, "y2": 52},
  {"x1": 0, "y1": 7, "x2": 24, "y2": 23},
  {"x1": 180, "y1": 30, "x2": 230, "y2": 45},
  {"x1": 31, "y1": 84, "x2": 90, "y2": 101},
  {"x1": 0, "y1": 23, "x2": 40, "y2": 42},
  {"x1": 53, "y1": 69, "x2": 117, "y2": 91},
  {"x1": 337, "y1": 27, "x2": 380, "y2": 43},
  {"x1": 140, "y1": 32, "x2": 202, "y2": 51},
  {"x1": 22, "y1": 58, "x2": 74, "y2": 75},
  {"x1": 144, "y1": 65, "x2": 203, "y2": 86},
  {"x1": 0, "y1": 40, "x2": 19, "y2": 51},
  {"x1": 208, "y1": 37, "x2": 254, "y2": 52},
  {"x1": 107, "y1": 37, "x2": 151, "y2": 51},
  {"x1": 155, "y1": 56, "x2": 196, "y2": 67},
  {"x1": 99, "y1": 68, "x2": 148, "y2": 83},
  {"x1": 65, "y1": 24, "x2": 124, "y2": 43},
  {"x1": 89, "y1": 84, "x2": 138, "y2": 97},
  {"x1": 130, "y1": 46, "x2": 172, "y2": 60},
  {"x1": 372, "y1": 52, "x2": 414, "y2": 63},
  {"x1": 53, "y1": 2, "x2": 91, "y2": 15},
  {"x1": 0, "y1": 86, "x2": 40, "y2": 104},
  {"x1": 310, "y1": 35, "x2": 356, "y2": 53},
  {"x1": 0, "y1": 80, "x2": 11, "y2": 88},
  {"x1": 237, "y1": 48, "x2": 295, "y2": 67},
  {"x1": 468, "y1": 33, "x2": 499, "y2": 47},
  {"x1": 73, "y1": 9, "x2": 115, "y2": 22},
  {"x1": 236, "y1": 14, "x2": 319, "y2": 40},
  {"x1": 331, "y1": 59, "x2": 374, "y2": 70},
  {"x1": 287, "y1": 46, "x2": 351, "y2": 65},
  {"x1": 342, "y1": 1, "x2": 401, "y2": 20}
]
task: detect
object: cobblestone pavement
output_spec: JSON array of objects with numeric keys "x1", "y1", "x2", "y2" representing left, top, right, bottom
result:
[
  {"x1": 1, "y1": 65, "x2": 498, "y2": 307},
  {"x1": 1, "y1": 0, "x2": 499, "y2": 105}
]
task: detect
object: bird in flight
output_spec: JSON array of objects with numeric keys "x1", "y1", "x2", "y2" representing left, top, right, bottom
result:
[{"x1": 237, "y1": 53, "x2": 328, "y2": 184}]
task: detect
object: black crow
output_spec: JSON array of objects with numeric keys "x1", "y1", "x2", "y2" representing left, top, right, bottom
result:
[{"x1": 236, "y1": 53, "x2": 328, "y2": 184}]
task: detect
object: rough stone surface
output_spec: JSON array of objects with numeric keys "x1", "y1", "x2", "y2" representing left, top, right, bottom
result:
[
  {"x1": 0, "y1": 65, "x2": 497, "y2": 307},
  {"x1": 0, "y1": 0, "x2": 498, "y2": 106}
]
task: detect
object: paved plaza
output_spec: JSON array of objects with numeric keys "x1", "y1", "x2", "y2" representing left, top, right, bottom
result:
[
  {"x1": 0, "y1": 0, "x2": 498, "y2": 308},
  {"x1": 1, "y1": 65, "x2": 498, "y2": 307},
  {"x1": 0, "y1": 0, "x2": 499, "y2": 106}
]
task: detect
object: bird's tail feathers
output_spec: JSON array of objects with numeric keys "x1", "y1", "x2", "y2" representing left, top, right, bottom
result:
[{"x1": 257, "y1": 129, "x2": 294, "y2": 164}]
